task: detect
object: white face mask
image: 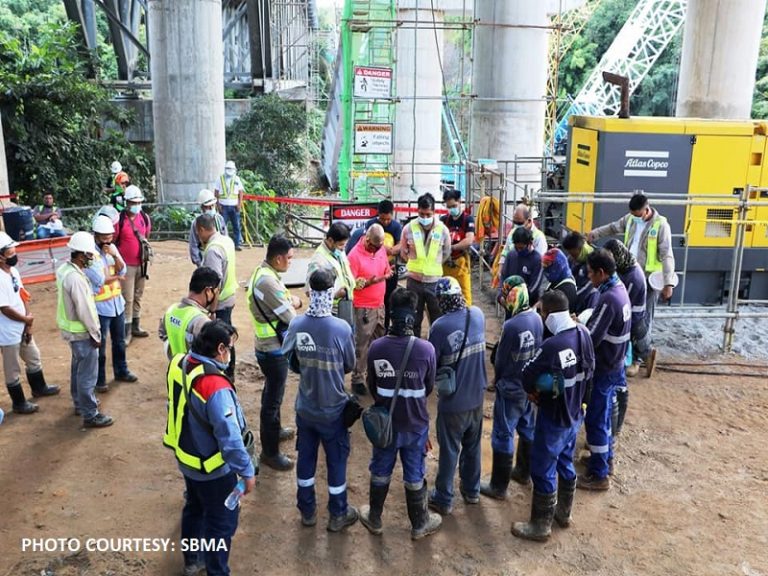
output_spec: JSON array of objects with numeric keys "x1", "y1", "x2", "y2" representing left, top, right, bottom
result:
[{"x1": 225, "y1": 168, "x2": 236, "y2": 178}]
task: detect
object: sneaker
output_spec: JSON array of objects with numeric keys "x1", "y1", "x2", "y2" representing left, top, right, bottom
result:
[
  {"x1": 235, "y1": 246, "x2": 243, "y2": 252},
  {"x1": 301, "y1": 510, "x2": 317, "y2": 527},
  {"x1": 577, "y1": 473, "x2": 610, "y2": 491},
  {"x1": 83, "y1": 413, "x2": 114, "y2": 428},
  {"x1": 427, "y1": 496, "x2": 453, "y2": 516},
  {"x1": 181, "y1": 562, "x2": 205, "y2": 576},
  {"x1": 460, "y1": 485, "x2": 480, "y2": 505},
  {"x1": 625, "y1": 363, "x2": 640, "y2": 378},
  {"x1": 259, "y1": 452, "x2": 294, "y2": 471},
  {"x1": 279, "y1": 427, "x2": 295, "y2": 442},
  {"x1": 327, "y1": 506, "x2": 358, "y2": 532},
  {"x1": 115, "y1": 371, "x2": 138, "y2": 383}
]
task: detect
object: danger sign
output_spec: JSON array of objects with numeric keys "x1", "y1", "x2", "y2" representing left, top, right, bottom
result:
[
  {"x1": 354, "y1": 66, "x2": 392, "y2": 99},
  {"x1": 354, "y1": 123, "x2": 393, "y2": 155}
]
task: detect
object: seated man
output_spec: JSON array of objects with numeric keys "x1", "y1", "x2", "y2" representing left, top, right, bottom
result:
[{"x1": 34, "y1": 193, "x2": 67, "y2": 239}]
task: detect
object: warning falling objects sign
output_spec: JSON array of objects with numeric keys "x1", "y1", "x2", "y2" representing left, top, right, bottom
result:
[{"x1": 354, "y1": 123, "x2": 393, "y2": 155}]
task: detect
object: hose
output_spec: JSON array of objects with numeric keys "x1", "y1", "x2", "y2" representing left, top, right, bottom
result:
[{"x1": 656, "y1": 366, "x2": 768, "y2": 379}]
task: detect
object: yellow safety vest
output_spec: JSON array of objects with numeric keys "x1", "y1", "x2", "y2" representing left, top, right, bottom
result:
[
  {"x1": 247, "y1": 265, "x2": 290, "y2": 340},
  {"x1": 93, "y1": 253, "x2": 122, "y2": 303},
  {"x1": 406, "y1": 220, "x2": 447, "y2": 277},
  {"x1": 163, "y1": 355, "x2": 228, "y2": 474},
  {"x1": 164, "y1": 303, "x2": 209, "y2": 357},
  {"x1": 204, "y1": 234, "x2": 238, "y2": 302},
  {"x1": 317, "y1": 244, "x2": 356, "y2": 297},
  {"x1": 624, "y1": 216, "x2": 666, "y2": 273},
  {"x1": 56, "y1": 263, "x2": 97, "y2": 334},
  {"x1": 219, "y1": 175, "x2": 238, "y2": 201}
]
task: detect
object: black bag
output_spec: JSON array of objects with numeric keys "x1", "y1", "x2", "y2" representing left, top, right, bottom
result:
[
  {"x1": 342, "y1": 394, "x2": 364, "y2": 428},
  {"x1": 122, "y1": 211, "x2": 153, "y2": 279},
  {"x1": 362, "y1": 336, "x2": 416, "y2": 449},
  {"x1": 434, "y1": 308, "x2": 471, "y2": 397}
]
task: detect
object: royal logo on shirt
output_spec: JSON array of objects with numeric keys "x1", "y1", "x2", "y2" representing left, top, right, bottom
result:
[
  {"x1": 622, "y1": 303, "x2": 631, "y2": 322},
  {"x1": 447, "y1": 330, "x2": 466, "y2": 352},
  {"x1": 559, "y1": 348, "x2": 578, "y2": 369},
  {"x1": 374, "y1": 359, "x2": 396, "y2": 378},
  {"x1": 296, "y1": 333, "x2": 317, "y2": 352},
  {"x1": 519, "y1": 330, "x2": 535, "y2": 350}
]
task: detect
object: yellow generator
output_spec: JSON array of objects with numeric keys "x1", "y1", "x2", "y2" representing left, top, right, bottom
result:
[{"x1": 564, "y1": 115, "x2": 768, "y2": 304}]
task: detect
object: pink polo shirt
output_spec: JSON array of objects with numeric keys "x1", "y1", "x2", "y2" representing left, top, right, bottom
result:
[
  {"x1": 113, "y1": 211, "x2": 152, "y2": 267},
  {"x1": 348, "y1": 239, "x2": 390, "y2": 309}
]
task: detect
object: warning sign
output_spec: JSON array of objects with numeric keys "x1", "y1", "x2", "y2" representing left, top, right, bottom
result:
[
  {"x1": 354, "y1": 66, "x2": 392, "y2": 99},
  {"x1": 330, "y1": 203, "x2": 378, "y2": 234},
  {"x1": 354, "y1": 123, "x2": 393, "y2": 155}
]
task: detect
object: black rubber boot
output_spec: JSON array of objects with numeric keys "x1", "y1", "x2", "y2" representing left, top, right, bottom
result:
[
  {"x1": 27, "y1": 370, "x2": 60, "y2": 397},
  {"x1": 615, "y1": 388, "x2": 628, "y2": 437},
  {"x1": 131, "y1": 317, "x2": 149, "y2": 338},
  {"x1": 7, "y1": 381, "x2": 38, "y2": 414},
  {"x1": 554, "y1": 477, "x2": 577, "y2": 528},
  {"x1": 360, "y1": 482, "x2": 390, "y2": 535},
  {"x1": 480, "y1": 451, "x2": 513, "y2": 500},
  {"x1": 405, "y1": 482, "x2": 442, "y2": 540},
  {"x1": 511, "y1": 491, "x2": 557, "y2": 542},
  {"x1": 611, "y1": 393, "x2": 620, "y2": 438},
  {"x1": 510, "y1": 439, "x2": 532, "y2": 486}
]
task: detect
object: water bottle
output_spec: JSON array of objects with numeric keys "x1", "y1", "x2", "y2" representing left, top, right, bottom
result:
[{"x1": 224, "y1": 479, "x2": 246, "y2": 510}]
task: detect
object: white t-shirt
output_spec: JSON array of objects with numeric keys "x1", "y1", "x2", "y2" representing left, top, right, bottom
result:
[
  {"x1": 0, "y1": 267, "x2": 26, "y2": 346},
  {"x1": 214, "y1": 175, "x2": 244, "y2": 206},
  {"x1": 629, "y1": 219, "x2": 648, "y2": 258}
]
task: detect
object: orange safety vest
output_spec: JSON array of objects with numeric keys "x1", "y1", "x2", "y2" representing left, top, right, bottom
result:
[{"x1": 94, "y1": 254, "x2": 122, "y2": 302}]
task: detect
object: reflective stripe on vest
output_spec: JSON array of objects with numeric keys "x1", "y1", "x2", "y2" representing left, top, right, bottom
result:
[
  {"x1": 318, "y1": 246, "x2": 356, "y2": 296},
  {"x1": 219, "y1": 175, "x2": 238, "y2": 200},
  {"x1": 204, "y1": 235, "x2": 237, "y2": 301},
  {"x1": 93, "y1": 254, "x2": 122, "y2": 303},
  {"x1": 164, "y1": 303, "x2": 209, "y2": 357},
  {"x1": 163, "y1": 355, "x2": 227, "y2": 474},
  {"x1": 247, "y1": 265, "x2": 289, "y2": 340},
  {"x1": 56, "y1": 263, "x2": 97, "y2": 334},
  {"x1": 624, "y1": 217, "x2": 665, "y2": 273},
  {"x1": 406, "y1": 220, "x2": 447, "y2": 277}
]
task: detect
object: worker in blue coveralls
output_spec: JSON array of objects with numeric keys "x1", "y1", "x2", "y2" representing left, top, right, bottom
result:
[
  {"x1": 578, "y1": 248, "x2": 631, "y2": 491},
  {"x1": 511, "y1": 289, "x2": 594, "y2": 542},
  {"x1": 480, "y1": 276, "x2": 543, "y2": 500},
  {"x1": 282, "y1": 268, "x2": 358, "y2": 532}
]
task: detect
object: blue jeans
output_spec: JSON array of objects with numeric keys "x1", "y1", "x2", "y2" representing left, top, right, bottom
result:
[
  {"x1": 181, "y1": 472, "x2": 239, "y2": 576},
  {"x1": 69, "y1": 339, "x2": 99, "y2": 420},
  {"x1": 530, "y1": 414, "x2": 580, "y2": 494},
  {"x1": 586, "y1": 369, "x2": 625, "y2": 478},
  {"x1": 491, "y1": 385, "x2": 532, "y2": 454},
  {"x1": 256, "y1": 352, "x2": 288, "y2": 457},
  {"x1": 98, "y1": 313, "x2": 129, "y2": 387},
  {"x1": 295, "y1": 414, "x2": 351, "y2": 518},
  {"x1": 220, "y1": 205, "x2": 242, "y2": 247},
  {"x1": 432, "y1": 406, "x2": 483, "y2": 507},
  {"x1": 36, "y1": 227, "x2": 67, "y2": 239},
  {"x1": 369, "y1": 428, "x2": 428, "y2": 487}
]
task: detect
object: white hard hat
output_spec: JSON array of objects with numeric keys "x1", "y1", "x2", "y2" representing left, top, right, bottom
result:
[
  {"x1": 0, "y1": 231, "x2": 18, "y2": 252},
  {"x1": 225, "y1": 160, "x2": 236, "y2": 171},
  {"x1": 67, "y1": 231, "x2": 98, "y2": 254},
  {"x1": 124, "y1": 185, "x2": 144, "y2": 202},
  {"x1": 92, "y1": 215, "x2": 115, "y2": 234},
  {"x1": 97, "y1": 205, "x2": 119, "y2": 224},
  {"x1": 111, "y1": 161, "x2": 122, "y2": 174},
  {"x1": 197, "y1": 188, "x2": 217, "y2": 206}
]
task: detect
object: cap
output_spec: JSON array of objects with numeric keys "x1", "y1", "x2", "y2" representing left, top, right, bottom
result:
[
  {"x1": 92, "y1": 215, "x2": 115, "y2": 234},
  {"x1": 67, "y1": 231, "x2": 98, "y2": 254},
  {"x1": 197, "y1": 188, "x2": 217, "y2": 206}
]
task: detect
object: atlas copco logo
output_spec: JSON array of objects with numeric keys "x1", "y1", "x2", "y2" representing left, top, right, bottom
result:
[
  {"x1": 296, "y1": 333, "x2": 316, "y2": 352},
  {"x1": 623, "y1": 150, "x2": 669, "y2": 178}
]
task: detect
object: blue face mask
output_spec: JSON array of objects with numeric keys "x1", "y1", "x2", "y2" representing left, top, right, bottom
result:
[
  {"x1": 213, "y1": 357, "x2": 229, "y2": 372},
  {"x1": 418, "y1": 216, "x2": 433, "y2": 227},
  {"x1": 333, "y1": 248, "x2": 343, "y2": 258},
  {"x1": 129, "y1": 205, "x2": 142, "y2": 215},
  {"x1": 632, "y1": 215, "x2": 644, "y2": 226},
  {"x1": 448, "y1": 206, "x2": 461, "y2": 218}
]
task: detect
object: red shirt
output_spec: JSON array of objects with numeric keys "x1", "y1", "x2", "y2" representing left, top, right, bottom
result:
[
  {"x1": 114, "y1": 211, "x2": 152, "y2": 266},
  {"x1": 348, "y1": 239, "x2": 390, "y2": 309}
]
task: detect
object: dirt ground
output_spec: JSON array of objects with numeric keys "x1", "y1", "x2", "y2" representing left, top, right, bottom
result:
[{"x1": 1, "y1": 240, "x2": 767, "y2": 576}]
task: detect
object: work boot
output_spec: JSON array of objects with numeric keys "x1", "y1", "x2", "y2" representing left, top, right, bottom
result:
[
  {"x1": 95, "y1": 384, "x2": 110, "y2": 393},
  {"x1": 510, "y1": 439, "x2": 532, "y2": 486},
  {"x1": 27, "y1": 370, "x2": 60, "y2": 397},
  {"x1": 327, "y1": 505, "x2": 358, "y2": 533},
  {"x1": 406, "y1": 482, "x2": 442, "y2": 540},
  {"x1": 279, "y1": 427, "x2": 295, "y2": 442},
  {"x1": 7, "y1": 382, "x2": 38, "y2": 414},
  {"x1": 83, "y1": 412, "x2": 114, "y2": 428},
  {"x1": 131, "y1": 318, "x2": 149, "y2": 338},
  {"x1": 360, "y1": 482, "x2": 390, "y2": 535},
  {"x1": 480, "y1": 451, "x2": 514, "y2": 500},
  {"x1": 115, "y1": 371, "x2": 138, "y2": 383},
  {"x1": 645, "y1": 348, "x2": 658, "y2": 378},
  {"x1": 553, "y1": 477, "x2": 577, "y2": 528},
  {"x1": 615, "y1": 388, "x2": 628, "y2": 437},
  {"x1": 625, "y1": 362, "x2": 640, "y2": 378},
  {"x1": 352, "y1": 381, "x2": 367, "y2": 396},
  {"x1": 577, "y1": 472, "x2": 610, "y2": 491},
  {"x1": 511, "y1": 491, "x2": 557, "y2": 542},
  {"x1": 259, "y1": 451, "x2": 294, "y2": 471},
  {"x1": 301, "y1": 510, "x2": 317, "y2": 527}
]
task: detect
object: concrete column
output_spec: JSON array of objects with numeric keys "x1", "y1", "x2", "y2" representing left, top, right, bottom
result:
[
  {"x1": 393, "y1": 6, "x2": 444, "y2": 204},
  {"x1": 676, "y1": 0, "x2": 768, "y2": 119},
  {"x1": 148, "y1": 0, "x2": 226, "y2": 202},
  {"x1": 470, "y1": 2, "x2": 548, "y2": 197}
]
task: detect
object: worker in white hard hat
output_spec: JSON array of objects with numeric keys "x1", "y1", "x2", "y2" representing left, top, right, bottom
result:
[
  {"x1": 214, "y1": 160, "x2": 245, "y2": 251},
  {"x1": 189, "y1": 189, "x2": 228, "y2": 267},
  {"x1": 114, "y1": 185, "x2": 152, "y2": 342},
  {"x1": 84, "y1": 215, "x2": 138, "y2": 393},
  {"x1": 57, "y1": 231, "x2": 114, "y2": 428},
  {"x1": 0, "y1": 231, "x2": 60, "y2": 416},
  {"x1": 105, "y1": 161, "x2": 130, "y2": 211}
]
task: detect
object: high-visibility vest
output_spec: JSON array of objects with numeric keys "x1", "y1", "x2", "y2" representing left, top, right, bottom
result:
[
  {"x1": 203, "y1": 234, "x2": 238, "y2": 301},
  {"x1": 247, "y1": 265, "x2": 290, "y2": 340},
  {"x1": 163, "y1": 355, "x2": 230, "y2": 474},
  {"x1": 56, "y1": 263, "x2": 97, "y2": 334},
  {"x1": 219, "y1": 175, "x2": 238, "y2": 201},
  {"x1": 624, "y1": 216, "x2": 666, "y2": 273},
  {"x1": 317, "y1": 245, "x2": 356, "y2": 298},
  {"x1": 164, "y1": 303, "x2": 209, "y2": 357},
  {"x1": 406, "y1": 220, "x2": 447, "y2": 277},
  {"x1": 93, "y1": 253, "x2": 122, "y2": 303}
]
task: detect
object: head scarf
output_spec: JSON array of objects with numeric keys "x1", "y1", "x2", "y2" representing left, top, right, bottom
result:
[
  {"x1": 500, "y1": 275, "x2": 530, "y2": 316},
  {"x1": 389, "y1": 306, "x2": 416, "y2": 336},
  {"x1": 306, "y1": 287, "x2": 334, "y2": 317},
  {"x1": 542, "y1": 248, "x2": 573, "y2": 285},
  {"x1": 604, "y1": 239, "x2": 636, "y2": 273},
  {"x1": 577, "y1": 242, "x2": 594, "y2": 264},
  {"x1": 435, "y1": 277, "x2": 465, "y2": 315}
]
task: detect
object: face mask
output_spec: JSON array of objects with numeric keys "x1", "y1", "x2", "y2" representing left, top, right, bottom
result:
[
  {"x1": 225, "y1": 169, "x2": 235, "y2": 178},
  {"x1": 84, "y1": 255, "x2": 94, "y2": 268},
  {"x1": 129, "y1": 205, "x2": 142, "y2": 215},
  {"x1": 202, "y1": 207, "x2": 214, "y2": 215},
  {"x1": 448, "y1": 206, "x2": 461, "y2": 218},
  {"x1": 333, "y1": 248, "x2": 343, "y2": 258},
  {"x1": 213, "y1": 357, "x2": 229, "y2": 372},
  {"x1": 632, "y1": 215, "x2": 645, "y2": 226},
  {"x1": 204, "y1": 288, "x2": 217, "y2": 311},
  {"x1": 4, "y1": 255, "x2": 18, "y2": 267},
  {"x1": 418, "y1": 216, "x2": 433, "y2": 227}
]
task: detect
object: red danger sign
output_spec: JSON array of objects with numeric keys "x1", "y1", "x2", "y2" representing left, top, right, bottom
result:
[
  {"x1": 332, "y1": 205, "x2": 378, "y2": 220},
  {"x1": 355, "y1": 66, "x2": 392, "y2": 79}
]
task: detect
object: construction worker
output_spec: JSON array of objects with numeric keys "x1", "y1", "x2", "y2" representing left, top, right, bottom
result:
[
  {"x1": 105, "y1": 162, "x2": 130, "y2": 211},
  {"x1": 400, "y1": 193, "x2": 452, "y2": 338},
  {"x1": 282, "y1": 268, "x2": 358, "y2": 532},
  {"x1": 588, "y1": 192, "x2": 676, "y2": 334},
  {"x1": 57, "y1": 232, "x2": 113, "y2": 428},
  {"x1": 494, "y1": 203, "x2": 547, "y2": 287},
  {"x1": 541, "y1": 248, "x2": 577, "y2": 313},
  {"x1": 347, "y1": 224, "x2": 392, "y2": 396},
  {"x1": 307, "y1": 222, "x2": 355, "y2": 320},
  {"x1": 159, "y1": 267, "x2": 220, "y2": 359},
  {"x1": 511, "y1": 289, "x2": 595, "y2": 542},
  {"x1": 360, "y1": 287, "x2": 442, "y2": 540},
  {"x1": 33, "y1": 193, "x2": 67, "y2": 239},
  {"x1": 248, "y1": 235, "x2": 303, "y2": 471},
  {"x1": 114, "y1": 185, "x2": 151, "y2": 342},
  {"x1": 214, "y1": 160, "x2": 244, "y2": 251},
  {"x1": 0, "y1": 232, "x2": 59, "y2": 415},
  {"x1": 85, "y1": 215, "x2": 138, "y2": 393},
  {"x1": 441, "y1": 189, "x2": 475, "y2": 305},
  {"x1": 163, "y1": 320, "x2": 256, "y2": 576},
  {"x1": 498, "y1": 227, "x2": 543, "y2": 312},
  {"x1": 427, "y1": 277, "x2": 487, "y2": 515},
  {"x1": 480, "y1": 276, "x2": 543, "y2": 500},
  {"x1": 190, "y1": 189, "x2": 227, "y2": 267},
  {"x1": 578, "y1": 249, "x2": 631, "y2": 491},
  {"x1": 195, "y1": 214, "x2": 237, "y2": 381},
  {"x1": 561, "y1": 232, "x2": 600, "y2": 316}
]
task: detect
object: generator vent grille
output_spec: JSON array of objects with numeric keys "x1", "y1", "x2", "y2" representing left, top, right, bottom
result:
[{"x1": 705, "y1": 209, "x2": 734, "y2": 238}]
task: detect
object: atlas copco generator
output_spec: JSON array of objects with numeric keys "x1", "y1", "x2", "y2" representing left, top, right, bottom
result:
[{"x1": 563, "y1": 115, "x2": 768, "y2": 304}]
